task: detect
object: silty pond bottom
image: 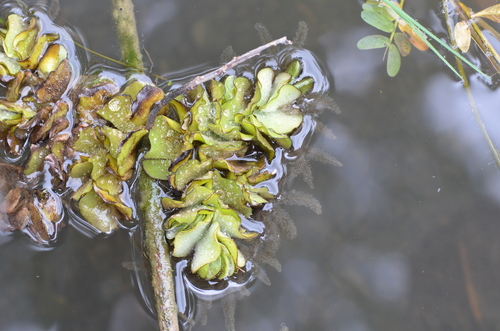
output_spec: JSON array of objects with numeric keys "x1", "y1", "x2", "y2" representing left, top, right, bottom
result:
[{"x1": 2, "y1": 0, "x2": 500, "y2": 330}]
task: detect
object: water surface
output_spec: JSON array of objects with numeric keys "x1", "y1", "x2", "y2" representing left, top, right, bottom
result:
[{"x1": 2, "y1": 0, "x2": 500, "y2": 330}]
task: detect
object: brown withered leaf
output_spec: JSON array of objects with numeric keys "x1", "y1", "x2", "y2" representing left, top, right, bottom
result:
[
  {"x1": 35, "y1": 59, "x2": 71, "y2": 103},
  {"x1": 2, "y1": 201, "x2": 31, "y2": 232},
  {"x1": 22, "y1": 201, "x2": 50, "y2": 243},
  {"x1": 394, "y1": 32, "x2": 411, "y2": 57},
  {"x1": 1, "y1": 187, "x2": 23, "y2": 214},
  {"x1": 472, "y1": 4, "x2": 500, "y2": 23},
  {"x1": 130, "y1": 84, "x2": 164, "y2": 126},
  {"x1": 35, "y1": 189, "x2": 62, "y2": 224}
]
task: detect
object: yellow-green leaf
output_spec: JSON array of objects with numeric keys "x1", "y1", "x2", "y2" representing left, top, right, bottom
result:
[
  {"x1": 472, "y1": 4, "x2": 500, "y2": 23},
  {"x1": 454, "y1": 21, "x2": 471, "y2": 53}
]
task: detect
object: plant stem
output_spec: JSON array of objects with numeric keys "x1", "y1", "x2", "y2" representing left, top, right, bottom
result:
[
  {"x1": 443, "y1": 0, "x2": 500, "y2": 169},
  {"x1": 111, "y1": 0, "x2": 144, "y2": 72},
  {"x1": 139, "y1": 171, "x2": 180, "y2": 331},
  {"x1": 110, "y1": 0, "x2": 178, "y2": 329}
]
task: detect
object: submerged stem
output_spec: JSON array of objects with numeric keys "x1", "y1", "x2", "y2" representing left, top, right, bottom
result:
[
  {"x1": 110, "y1": 1, "x2": 177, "y2": 329},
  {"x1": 111, "y1": 0, "x2": 144, "y2": 72},
  {"x1": 139, "y1": 171, "x2": 180, "y2": 331}
]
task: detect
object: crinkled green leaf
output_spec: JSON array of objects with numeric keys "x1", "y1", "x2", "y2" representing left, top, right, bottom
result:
[
  {"x1": 213, "y1": 206, "x2": 256, "y2": 239},
  {"x1": 116, "y1": 128, "x2": 147, "y2": 177},
  {"x1": 18, "y1": 33, "x2": 59, "y2": 69},
  {"x1": 38, "y1": 44, "x2": 68, "y2": 78},
  {"x1": 4, "y1": 14, "x2": 25, "y2": 58},
  {"x1": 285, "y1": 60, "x2": 302, "y2": 80},
  {"x1": 212, "y1": 171, "x2": 252, "y2": 217},
  {"x1": 255, "y1": 68, "x2": 275, "y2": 107},
  {"x1": 73, "y1": 127, "x2": 104, "y2": 154},
  {"x1": 0, "y1": 52, "x2": 20, "y2": 75},
  {"x1": 162, "y1": 184, "x2": 213, "y2": 209},
  {"x1": 78, "y1": 190, "x2": 120, "y2": 233},
  {"x1": 94, "y1": 173, "x2": 122, "y2": 196},
  {"x1": 192, "y1": 221, "x2": 221, "y2": 273},
  {"x1": 96, "y1": 95, "x2": 136, "y2": 133},
  {"x1": 69, "y1": 161, "x2": 93, "y2": 178},
  {"x1": 24, "y1": 146, "x2": 50, "y2": 175},
  {"x1": 102, "y1": 126, "x2": 125, "y2": 159},
  {"x1": 261, "y1": 84, "x2": 301, "y2": 112},
  {"x1": 143, "y1": 115, "x2": 185, "y2": 180},
  {"x1": 171, "y1": 158, "x2": 212, "y2": 191},
  {"x1": 93, "y1": 184, "x2": 133, "y2": 219},
  {"x1": 13, "y1": 17, "x2": 37, "y2": 61},
  {"x1": 89, "y1": 149, "x2": 107, "y2": 180},
  {"x1": 172, "y1": 218, "x2": 211, "y2": 257},
  {"x1": 253, "y1": 108, "x2": 303, "y2": 135}
]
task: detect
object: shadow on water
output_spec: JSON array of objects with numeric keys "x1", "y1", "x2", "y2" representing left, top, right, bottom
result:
[{"x1": 2, "y1": 0, "x2": 500, "y2": 330}]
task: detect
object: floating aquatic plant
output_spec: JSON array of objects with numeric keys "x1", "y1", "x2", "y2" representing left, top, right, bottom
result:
[{"x1": 0, "y1": 2, "x2": 338, "y2": 330}]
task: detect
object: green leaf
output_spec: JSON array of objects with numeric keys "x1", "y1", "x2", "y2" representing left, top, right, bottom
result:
[
  {"x1": 172, "y1": 218, "x2": 211, "y2": 257},
  {"x1": 357, "y1": 35, "x2": 391, "y2": 50},
  {"x1": 361, "y1": 9, "x2": 395, "y2": 33},
  {"x1": 96, "y1": 95, "x2": 137, "y2": 133},
  {"x1": 387, "y1": 43, "x2": 401, "y2": 77},
  {"x1": 191, "y1": 221, "x2": 222, "y2": 273},
  {"x1": 78, "y1": 190, "x2": 120, "y2": 233}
]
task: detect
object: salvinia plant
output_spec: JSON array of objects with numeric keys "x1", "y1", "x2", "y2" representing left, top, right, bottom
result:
[{"x1": 0, "y1": 0, "x2": 335, "y2": 307}]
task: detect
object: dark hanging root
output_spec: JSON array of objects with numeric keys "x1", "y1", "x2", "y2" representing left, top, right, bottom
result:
[
  {"x1": 220, "y1": 46, "x2": 237, "y2": 64},
  {"x1": 255, "y1": 22, "x2": 274, "y2": 45},
  {"x1": 293, "y1": 21, "x2": 308, "y2": 47}
]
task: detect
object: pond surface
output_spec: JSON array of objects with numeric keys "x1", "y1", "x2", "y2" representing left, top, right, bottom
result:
[{"x1": 1, "y1": 0, "x2": 500, "y2": 330}]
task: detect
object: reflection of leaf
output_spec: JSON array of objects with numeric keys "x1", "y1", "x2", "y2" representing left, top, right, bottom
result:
[
  {"x1": 454, "y1": 21, "x2": 471, "y2": 53},
  {"x1": 357, "y1": 35, "x2": 391, "y2": 49},
  {"x1": 387, "y1": 43, "x2": 401, "y2": 77},
  {"x1": 394, "y1": 32, "x2": 411, "y2": 57},
  {"x1": 472, "y1": 4, "x2": 500, "y2": 23},
  {"x1": 361, "y1": 9, "x2": 395, "y2": 33}
]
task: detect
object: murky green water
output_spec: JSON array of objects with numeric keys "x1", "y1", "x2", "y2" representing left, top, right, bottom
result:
[{"x1": 2, "y1": 0, "x2": 500, "y2": 330}]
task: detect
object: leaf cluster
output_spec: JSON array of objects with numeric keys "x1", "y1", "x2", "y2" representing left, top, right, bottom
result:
[
  {"x1": 357, "y1": 0, "x2": 428, "y2": 77},
  {"x1": 0, "y1": 5, "x2": 333, "y2": 284}
]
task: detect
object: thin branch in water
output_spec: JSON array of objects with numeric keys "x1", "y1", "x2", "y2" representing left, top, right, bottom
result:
[{"x1": 146, "y1": 36, "x2": 293, "y2": 129}]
